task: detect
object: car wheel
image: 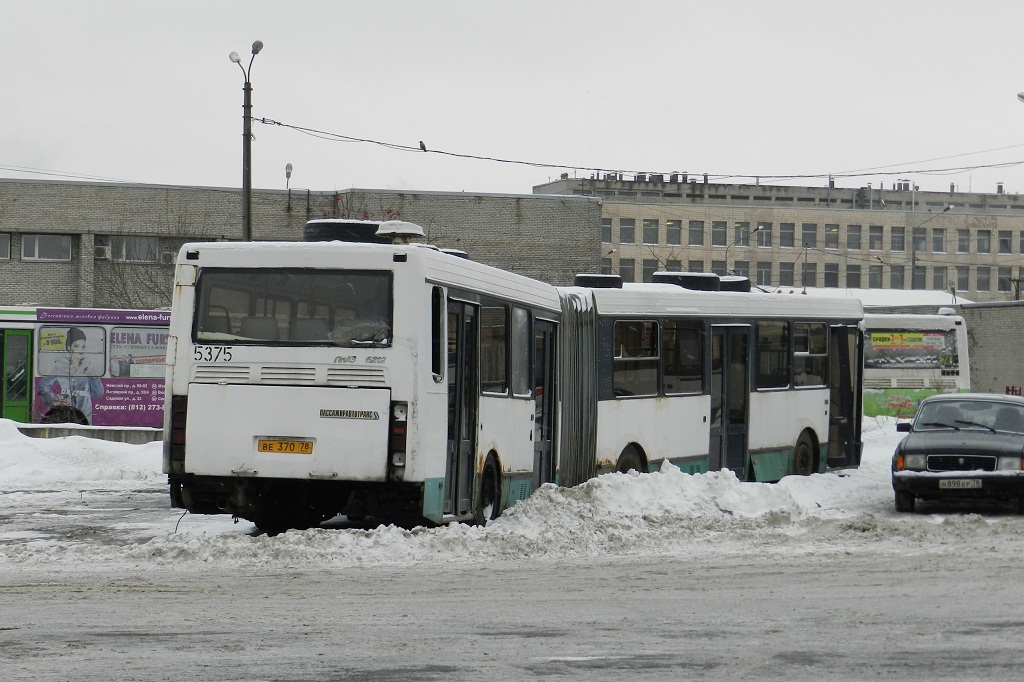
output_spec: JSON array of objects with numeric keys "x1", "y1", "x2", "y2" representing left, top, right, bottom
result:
[{"x1": 895, "y1": 491, "x2": 915, "y2": 513}]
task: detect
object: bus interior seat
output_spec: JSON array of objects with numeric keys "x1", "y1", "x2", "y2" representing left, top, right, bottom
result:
[
  {"x1": 240, "y1": 316, "x2": 280, "y2": 340},
  {"x1": 202, "y1": 314, "x2": 232, "y2": 335},
  {"x1": 292, "y1": 318, "x2": 330, "y2": 341}
]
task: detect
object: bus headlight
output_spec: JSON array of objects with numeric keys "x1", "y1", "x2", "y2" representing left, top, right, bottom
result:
[
  {"x1": 392, "y1": 451, "x2": 406, "y2": 467},
  {"x1": 903, "y1": 454, "x2": 927, "y2": 471}
]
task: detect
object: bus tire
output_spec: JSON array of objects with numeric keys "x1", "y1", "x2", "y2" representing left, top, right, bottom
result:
[
  {"x1": 474, "y1": 456, "x2": 501, "y2": 526},
  {"x1": 793, "y1": 432, "x2": 816, "y2": 476},
  {"x1": 615, "y1": 446, "x2": 645, "y2": 474},
  {"x1": 41, "y1": 406, "x2": 88, "y2": 425}
]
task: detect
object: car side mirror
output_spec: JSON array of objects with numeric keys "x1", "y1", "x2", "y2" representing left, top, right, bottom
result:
[{"x1": 896, "y1": 422, "x2": 912, "y2": 432}]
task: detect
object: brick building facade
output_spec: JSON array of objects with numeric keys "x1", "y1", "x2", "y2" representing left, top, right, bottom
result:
[{"x1": 0, "y1": 179, "x2": 601, "y2": 308}]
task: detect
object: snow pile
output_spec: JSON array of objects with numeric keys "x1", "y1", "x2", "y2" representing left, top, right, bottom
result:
[
  {"x1": 0, "y1": 419, "x2": 163, "y2": 488},
  {"x1": 0, "y1": 418, "x2": 913, "y2": 569}
]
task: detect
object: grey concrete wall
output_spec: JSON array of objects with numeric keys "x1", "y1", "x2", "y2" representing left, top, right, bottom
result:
[{"x1": 0, "y1": 179, "x2": 602, "y2": 307}]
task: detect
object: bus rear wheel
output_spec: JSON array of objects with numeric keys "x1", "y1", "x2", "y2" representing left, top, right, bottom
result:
[
  {"x1": 615, "y1": 446, "x2": 645, "y2": 474},
  {"x1": 793, "y1": 433, "x2": 815, "y2": 476},
  {"x1": 474, "y1": 458, "x2": 501, "y2": 526}
]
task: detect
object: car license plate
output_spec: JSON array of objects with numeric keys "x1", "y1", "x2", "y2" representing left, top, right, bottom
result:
[
  {"x1": 939, "y1": 478, "x2": 982, "y2": 489},
  {"x1": 257, "y1": 438, "x2": 314, "y2": 454}
]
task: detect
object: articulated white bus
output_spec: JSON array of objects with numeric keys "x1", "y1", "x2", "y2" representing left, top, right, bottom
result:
[
  {"x1": 862, "y1": 311, "x2": 969, "y2": 417},
  {"x1": 569, "y1": 275, "x2": 863, "y2": 481},
  {"x1": 164, "y1": 223, "x2": 863, "y2": 531}
]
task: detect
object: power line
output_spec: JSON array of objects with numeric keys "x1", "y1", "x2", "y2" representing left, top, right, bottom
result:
[{"x1": 258, "y1": 116, "x2": 1024, "y2": 186}]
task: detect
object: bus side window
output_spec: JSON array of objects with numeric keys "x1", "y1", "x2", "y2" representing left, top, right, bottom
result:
[{"x1": 756, "y1": 320, "x2": 789, "y2": 389}]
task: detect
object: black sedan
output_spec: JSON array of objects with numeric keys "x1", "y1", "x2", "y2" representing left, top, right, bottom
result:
[{"x1": 891, "y1": 393, "x2": 1024, "y2": 513}]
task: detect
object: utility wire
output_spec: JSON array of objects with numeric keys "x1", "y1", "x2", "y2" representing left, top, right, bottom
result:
[{"x1": 258, "y1": 116, "x2": 1024, "y2": 186}]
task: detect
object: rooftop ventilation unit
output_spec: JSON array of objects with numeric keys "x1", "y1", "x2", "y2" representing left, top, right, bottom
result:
[
  {"x1": 719, "y1": 275, "x2": 752, "y2": 292},
  {"x1": 652, "y1": 271, "x2": 721, "y2": 291},
  {"x1": 574, "y1": 273, "x2": 623, "y2": 288}
]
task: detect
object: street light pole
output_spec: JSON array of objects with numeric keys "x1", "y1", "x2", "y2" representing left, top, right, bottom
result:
[{"x1": 230, "y1": 40, "x2": 263, "y2": 241}]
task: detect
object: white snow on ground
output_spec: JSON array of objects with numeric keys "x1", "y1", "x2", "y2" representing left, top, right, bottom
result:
[{"x1": 0, "y1": 416, "x2": 1007, "y2": 571}]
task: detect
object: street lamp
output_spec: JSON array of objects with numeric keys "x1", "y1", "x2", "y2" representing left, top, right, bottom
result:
[
  {"x1": 910, "y1": 205, "x2": 952, "y2": 289},
  {"x1": 285, "y1": 163, "x2": 293, "y2": 213},
  {"x1": 724, "y1": 223, "x2": 765, "y2": 274},
  {"x1": 230, "y1": 40, "x2": 264, "y2": 241}
]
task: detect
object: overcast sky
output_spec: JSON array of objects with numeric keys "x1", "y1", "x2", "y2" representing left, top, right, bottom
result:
[{"x1": 3, "y1": 1, "x2": 1024, "y2": 198}]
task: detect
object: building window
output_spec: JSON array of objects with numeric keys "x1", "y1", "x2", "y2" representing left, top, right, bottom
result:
[
  {"x1": 96, "y1": 235, "x2": 160, "y2": 262},
  {"x1": 711, "y1": 221, "x2": 728, "y2": 247},
  {"x1": 642, "y1": 219, "x2": 659, "y2": 245},
  {"x1": 801, "y1": 223, "x2": 817, "y2": 248},
  {"x1": 711, "y1": 260, "x2": 726, "y2": 276},
  {"x1": 22, "y1": 234, "x2": 72, "y2": 261},
  {"x1": 600, "y1": 258, "x2": 612, "y2": 275},
  {"x1": 869, "y1": 264, "x2": 883, "y2": 288},
  {"x1": 1020, "y1": 231, "x2": 1024, "y2": 255},
  {"x1": 0, "y1": 233, "x2": 10, "y2": 260},
  {"x1": 666, "y1": 259, "x2": 681, "y2": 271},
  {"x1": 756, "y1": 261, "x2": 772, "y2": 286},
  {"x1": 932, "y1": 228, "x2": 945, "y2": 253},
  {"x1": 688, "y1": 259, "x2": 704, "y2": 273},
  {"x1": 977, "y1": 266, "x2": 991, "y2": 291},
  {"x1": 733, "y1": 221, "x2": 751, "y2": 246},
  {"x1": 780, "y1": 223, "x2": 795, "y2": 248},
  {"x1": 619, "y1": 258, "x2": 635, "y2": 283},
  {"x1": 779, "y1": 262, "x2": 795, "y2": 286},
  {"x1": 869, "y1": 225, "x2": 883, "y2": 251},
  {"x1": 757, "y1": 222, "x2": 772, "y2": 247},
  {"x1": 733, "y1": 260, "x2": 749, "y2": 278},
  {"x1": 619, "y1": 219, "x2": 635, "y2": 244},
  {"x1": 958, "y1": 229, "x2": 971, "y2": 253},
  {"x1": 933, "y1": 266, "x2": 946, "y2": 291},
  {"x1": 846, "y1": 264, "x2": 861, "y2": 288},
  {"x1": 890, "y1": 265, "x2": 905, "y2": 289},
  {"x1": 977, "y1": 230, "x2": 991, "y2": 254},
  {"x1": 912, "y1": 265, "x2": 926, "y2": 290},
  {"x1": 999, "y1": 266, "x2": 1012, "y2": 293},
  {"x1": 802, "y1": 263, "x2": 817, "y2": 288},
  {"x1": 912, "y1": 227, "x2": 926, "y2": 253},
  {"x1": 688, "y1": 220, "x2": 705, "y2": 246},
  {"x1": 666, "y1": 220, "x2": 682, "y2": 246},
  {"x1": 847, "y1": 225, "x2": 862, "y2": 251},
  {"x1": 601, "y1": 218, "x2": 612, "y2": 243},
  {"x1": 824, "y1": 224, "x2": 839, "y2": 249},
  {"x1": 891, "y1": 226, "x2": 905, "y2": 252},
  {"x1": 824, "y1": 263, "x2": 839, "y2": 287},
  {"x1": 999, "y1": 230, "x2": 1012, "y2": 254},
  {"x1": 956, "y1": 265, "x2": 970, "y2": 292},
  {"x1": 642, "y1": 259, "x2": 658, "y2": 282}
]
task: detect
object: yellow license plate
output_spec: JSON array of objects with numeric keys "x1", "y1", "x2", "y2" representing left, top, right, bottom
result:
[{"x1": 257, "y1": 438, "x2": 314, "y2": 454}]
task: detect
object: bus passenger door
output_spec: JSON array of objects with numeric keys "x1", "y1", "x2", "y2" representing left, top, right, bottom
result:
[
  {"x1": 709, "y1": 326, "x2": 750, "y2": 478},
  {"x1": 1, "y1": 330, "x2": 32, "y2": 423},
  {"x1": 827, "y1": 324, "x2": 862, "y2": 468},
  {"x1": 533, "y1": 320, "x2": 557, "y2": 488},
  {"x1": 446, "y1": 301, "x2": 478, "y2": 517}
]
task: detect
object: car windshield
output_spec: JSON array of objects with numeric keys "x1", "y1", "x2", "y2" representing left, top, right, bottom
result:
[{"x1": 916, "y1": 400, "x2": 1024, "y2": 433}]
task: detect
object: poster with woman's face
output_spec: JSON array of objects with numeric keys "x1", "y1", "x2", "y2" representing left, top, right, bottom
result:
[{"x1": 37, "y1": 326, "x2": 106, "y2": 377}]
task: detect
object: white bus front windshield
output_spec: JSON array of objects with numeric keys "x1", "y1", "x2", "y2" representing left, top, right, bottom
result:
[{"x1": 194, "y1": 268, "x2": 393, "y2": 347}]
